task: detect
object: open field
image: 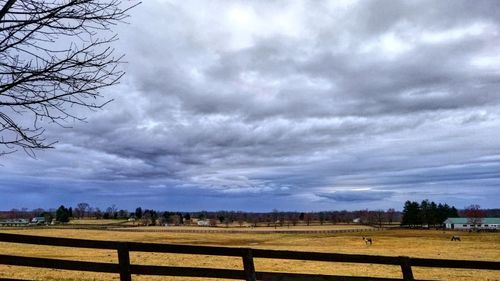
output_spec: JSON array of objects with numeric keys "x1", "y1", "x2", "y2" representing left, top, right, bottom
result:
[
  {"x1": 64, "y1": 219, "x2": 380, "y2": 230},
  {"x1": 68, "y1": 219, "x2": 129, "y2": 225},
  {"x1": 0, "y1": 228, "x2": 499, "y2": 281},
  {"x1": 128, "y1": 224, "x2": 376, "y2": 232}
]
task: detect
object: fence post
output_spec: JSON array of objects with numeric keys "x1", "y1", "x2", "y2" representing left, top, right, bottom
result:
[
  {"x1": 242, "y1": 248, "x2": 256, "y2": 281},
  {"x1": 399, "y1": 256, "x2": 414, "y2": 281},
  {"x1": 117, "y1": 243, "x2": 132, "y2": 281}
]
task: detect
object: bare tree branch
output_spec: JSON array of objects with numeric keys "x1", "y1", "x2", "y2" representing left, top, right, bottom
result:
[
  {"x1": 0, "y1": 0, "x2": 139, "y2": 156},
  {"x1": 0, "y1": 0, "x2": 17, "y2": 21}
]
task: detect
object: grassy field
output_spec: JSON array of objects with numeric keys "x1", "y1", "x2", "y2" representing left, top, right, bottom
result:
[
  {"x1": 130, "y1": 224, "x2": 375, "y2": 231},
  {"x1": 68, "y1": 219, "x2": 129, "y2": 225},
  {"x1": 0, "y1": 228, "x2": 498, "y2": 281}
]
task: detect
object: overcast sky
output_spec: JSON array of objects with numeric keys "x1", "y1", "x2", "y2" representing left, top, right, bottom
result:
[{"x1": 1, "y1": 0, "x2": 500, "y2": 212}]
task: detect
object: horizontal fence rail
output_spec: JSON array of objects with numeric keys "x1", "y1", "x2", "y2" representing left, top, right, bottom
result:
[
  {"x1": 0, "y1": 225, "x2": 385, "y2": 234},
  {"x1": 0, "y1": 233, "x2": 499, "y2": 281},
  {"x1": 107, "y1": 227, "x2": 385, "y2": 234}
]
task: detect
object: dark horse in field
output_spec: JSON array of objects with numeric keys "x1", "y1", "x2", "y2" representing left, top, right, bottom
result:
[
  {"x1": 451, "y1": 235, "x2": 461, "y2": 241},
  {"x1": 362, "y1": 237, "x2": 373, "y2": 245}
]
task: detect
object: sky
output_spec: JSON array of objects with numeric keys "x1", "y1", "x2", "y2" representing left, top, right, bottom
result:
[{"x1": 1, "y1": 0, "x2": 500, "y2": 212}]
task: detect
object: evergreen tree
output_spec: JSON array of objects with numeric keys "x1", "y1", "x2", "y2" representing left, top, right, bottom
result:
[
  {"x1": 135, "y1": 207, "x2": 143, "y2": 219},
  {"x1": 420, "y1": 200, "x2": 430, "y2": 225},
  {"x1": 428, "y1": 201, "x2": 438, "y2": 226},
  {"x1": 436, "y1": 203, "x2": 452, "y2": 224},
  {"x1": 403, "y1": 201, "x2": 458, "y2": 227},
  {"x1": 218, "y1": 215, "x2": 225, "y2": 224},
  {"x1": 401, "y1": 201, "x2": 421, "y2": 226},
  {"x1": 419, "y1": 200, "x2": 438, "y2": 227},
  {"x1": 450, "y1": 206, "x2": 459, "y2": 217},
  {"x1": 56, "y1": 205, "x2": 70, "y2": 223}
]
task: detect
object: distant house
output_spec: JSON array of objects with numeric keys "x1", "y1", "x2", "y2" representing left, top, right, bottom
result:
[
  {"x1": 444, "y1": 217, "x2": 500, "y2": 230},
  {"x1": 0, "y1": 219, "x2": 29, "y2": 226},
  {"x1": 352, "y1": 218, "x2": 361, "y2": 224},
  {"x1": 31, "y1": 217, "x2": 46, "y2": 225},
  {"x1": 197, "y1": 220, "x2": 210, "y2": 227}
]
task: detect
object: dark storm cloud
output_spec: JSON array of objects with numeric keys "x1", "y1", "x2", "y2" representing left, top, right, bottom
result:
[
  {"x1": 317, "y1": 190, "x2": 395, "y2": 202},
  {"x1": 2, "y1": 0, "x2": 500, "y2": 210}
]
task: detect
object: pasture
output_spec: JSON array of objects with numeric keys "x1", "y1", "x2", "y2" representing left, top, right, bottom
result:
[
  {"x1": 0, "y1": 227, "x2": 498, "y2": 281},
  {"x1": 68, "y1": 219, "x2": 129, "y2": 225}
]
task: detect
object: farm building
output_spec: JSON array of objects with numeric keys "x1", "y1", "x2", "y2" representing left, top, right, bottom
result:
[
  {"x1": 197, "y1": 220, "x2": 210, "y2": 226},
  {"x1": 444, "y1": 217, "x2": 500, "y2": 230},
  {"x1": 0, "y1": 219, "x2": 29, "y2": 226},
  {"x1": 30, "y1": 217, "x2": 46, "y2": 225}
]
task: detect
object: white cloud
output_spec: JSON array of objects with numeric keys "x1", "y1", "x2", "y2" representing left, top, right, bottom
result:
[{"x1": 421, "y1": 22, "x2": 493, "y2": 44}]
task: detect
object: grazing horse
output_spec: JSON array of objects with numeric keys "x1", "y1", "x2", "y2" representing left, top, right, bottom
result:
[
  {"x1": 451, "y1": 236, "x2": 461, "y2": 241},
  {"x1": 362, "y1": 237, "x2": 373, "y2": 245}
]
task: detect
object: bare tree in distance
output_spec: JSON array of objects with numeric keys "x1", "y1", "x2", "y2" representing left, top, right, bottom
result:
[
  {"x1": 0, "y1": 0, "x2": 139, "y2": 156},
  {"x1": 386, "y1": 208, "x2": 396, "y2": 224},
  {"x1": 75, "y1": 202, "x2": 89, "y2": 219},
  {"x1": 304, "y1": 212, "x2": 312, "y2": 226},
  {"x1": 374, "y1": 209, "x2": 385, "y2": 228},
  {"x1": 464, "y1": 204, "x2": 485, "y2": 230}
]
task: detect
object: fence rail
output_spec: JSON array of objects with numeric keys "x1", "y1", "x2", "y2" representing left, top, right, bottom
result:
[
  {"x1": 107, "y1": 227, "x2": 385, "y2": 234},
  {"x1": 0, "y1": 233, "x2": 499, "y2": 281},
  {"x1": 0, "y1": 225, "x2": 384, "y2": 234}
]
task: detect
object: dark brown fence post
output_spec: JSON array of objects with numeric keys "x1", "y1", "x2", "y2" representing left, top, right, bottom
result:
[
  {"x1": 399, "y1": 256, "x2": 414, "y2": 281},
  {"x1": 117, "y1": 243, "x2": 132, "y2": 281},
  {"x1": 242, "y1": 248, "x2": 256, "y2": 281}
]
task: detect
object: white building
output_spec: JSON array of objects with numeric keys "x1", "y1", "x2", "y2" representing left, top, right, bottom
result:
[
  {"x1": 197, "y1": 220, "x2": 210, "y2": 226},
  {"x1": 30, "y1": 217, "x2": 46, "y2": 225},
  {"x1": 444, "y1": 217, "x2": 500, "y2": 230}
]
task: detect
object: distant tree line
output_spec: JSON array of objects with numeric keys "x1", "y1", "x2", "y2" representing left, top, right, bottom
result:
[
  {"x1": 401, "y1": 200, "x2": 459, "y2": 228},
  {"x1": 1, "y1": 201, "x2": 497, "y2": 228},
  {"x1": 0, "y1": 204, "x2": 402, "y2": 226},
  {"x1": 128, "y1": 208, "x2": 401, "y2": 227}
]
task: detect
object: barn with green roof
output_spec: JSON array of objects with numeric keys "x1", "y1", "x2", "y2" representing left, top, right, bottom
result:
[{"x1": 444, "y1": 217, "x2": 500, "y2": 230}]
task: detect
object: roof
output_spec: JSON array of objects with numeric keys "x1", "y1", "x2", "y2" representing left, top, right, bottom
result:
[{"x1": 444, "y1": 217, "x2": 500, "y2": 224}]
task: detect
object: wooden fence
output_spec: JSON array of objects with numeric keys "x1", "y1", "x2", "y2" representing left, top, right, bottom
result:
[
  {"x1": 0, "y1": 225, "x2": 385, "y2": 235},
  {"x1": 0, "y1": 233, "x2": 499, "y2": 281},
  {"x1": 105, "y1": 227, "x2": 385, "y2": 234}
]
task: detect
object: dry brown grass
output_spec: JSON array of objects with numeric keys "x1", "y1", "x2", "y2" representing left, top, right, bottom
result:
[
  {"x1": 0, "y1": 228, "x2": 498, "y2": 281},
  {"x1": 132, "y1": 224, "x2": 373, "y2": 231},
  {"x1": 68, "y1": 219, "x2": 128, "y2": 225}
]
